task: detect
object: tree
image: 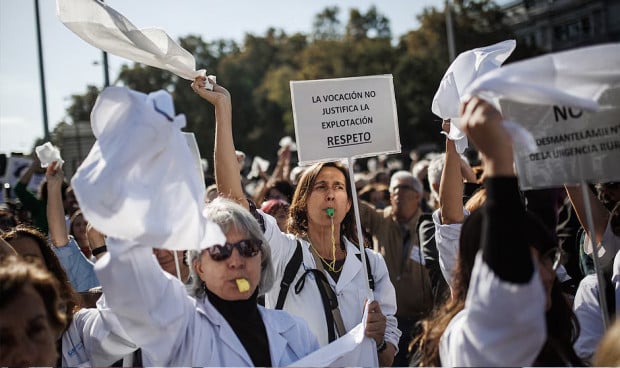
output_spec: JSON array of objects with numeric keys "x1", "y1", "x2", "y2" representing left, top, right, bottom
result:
[
  {"x1": 312, "y1": 7, "x2": 342, "y2": 41},
  {"x1": 60, "y1": 1, "x2": 540, "y2": 167},
  {"x1": 65, "y1": 85, "x2": 101, "y2": 124},
  {"x1": 345, "y1": 6, "x2": 391, "y2": 41}
]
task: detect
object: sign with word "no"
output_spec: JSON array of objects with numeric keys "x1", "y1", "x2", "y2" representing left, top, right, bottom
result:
[{"x1": 502, "y1": 87, "x2": 620, "y2": 190}]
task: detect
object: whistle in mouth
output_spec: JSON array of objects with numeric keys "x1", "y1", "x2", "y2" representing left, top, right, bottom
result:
[
  {"x1": 236, "y1": 278, "x2": 250, "y2": 292},
  {"x1": 326, "y1": 208, "x2": 335, "y2": 217}
]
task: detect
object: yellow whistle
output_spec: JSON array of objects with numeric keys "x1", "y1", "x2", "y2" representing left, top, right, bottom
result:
[{"x1": 236, "y1": 278, "x2": 250, "y2": 293}]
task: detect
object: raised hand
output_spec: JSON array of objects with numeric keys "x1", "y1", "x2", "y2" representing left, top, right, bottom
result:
[
  {"x1": 191, "y1": 76, "x2": 230, "y2": 108},
  {"x1": 459, "y1": 97, "x2": 513, "y2": 177}
]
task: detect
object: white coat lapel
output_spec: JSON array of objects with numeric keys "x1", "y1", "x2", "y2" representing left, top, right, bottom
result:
[
  {"x1": 335, "y1": 240, "x2": 363, "y2": 293},
  {"x1": 260, "y1": 307, "x2": 306, "y2": 365},
  {"x1": 196, "y1": 299, "x2": 254, "y2": 366}
]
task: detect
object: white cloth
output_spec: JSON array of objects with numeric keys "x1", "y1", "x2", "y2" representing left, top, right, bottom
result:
[
  {"x1": 465, "y1": 43, "x2": 620, "y2": 152},
  {"x1": 71, "y1": 87, "x2": 225, "y2": 251},
  {"x1": 56, "y1": 0, "x2": 206, "y2": 81},
  {"x1": 248, "y1": 156, "x2": 270, "y2": 179},
  {"x1": 95, "y1": 240, "x2": 319, "y2": 366},
  {"x1": 439, "y1": 253, "x2": 547, "y2": 367},
  {"x1": 465, "y1": 43, "x2": 620, "y2": 111},
  {"x1": 573, "y1": 249, "x2": 620, "y2": 362},
  {"x1": 35, "y1": 142, "x2": 64, "y2": 169},
  {"x1": 432, "y1": 208, "x2": 469, "y2": 289},
  {"x1": 261, "y1": 212, "x2": 400, "y2": 352},
  {"x1": 288, "y1": 305, "x2": 377, "y2": 367},
  {"x1": 432, "y1": 40, "x2": 516, "y2": 153},
  {"x1": 61, "y1": 296, "x2": 137, "y2": 367},
  {"x1": 583, "y1": 218, "x2": 620, "y2": 270}
]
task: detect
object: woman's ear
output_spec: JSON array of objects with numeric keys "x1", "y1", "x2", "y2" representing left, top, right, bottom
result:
[{"x1": 194, "y1": 258, "x2": 205, "y2": 280}]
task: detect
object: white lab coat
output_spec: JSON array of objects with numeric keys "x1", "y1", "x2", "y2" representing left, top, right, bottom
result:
[
  {"x1": 573, "y1": 249, "x2": 620, "y2": 361},
  {"x1": 95, "y1": 239, "x2": 319, "y2": 366},
  {"x1": 432, "y1": 208, "x2": 469, "y2": 289},
  {"x1": 439, "y1": 253, "x2": 547, "y2": 366},
  {"x1": 61, "y1": 296, "x2": 138, "y2": 367},
  {"x1": 261, "y1": 212, "x2": 401, "y2": 349}
]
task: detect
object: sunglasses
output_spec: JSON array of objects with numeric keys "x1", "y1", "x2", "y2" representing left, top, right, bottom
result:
[{"x1": 206, "y1": 239, "x2": 263, "y2": 261}]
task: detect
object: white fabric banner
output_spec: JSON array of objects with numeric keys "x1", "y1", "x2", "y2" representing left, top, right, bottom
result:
[
  {"x1": 432, "y1": 40, "x2": 516, "y2": 153},
  {"x1": 464, "y1": 43, "x2": 620, "y2": 152},
  {"x1": 288, "y1": 306, "x2": 378, "y2": 367},
  {"x1": 290, "y1": 75, "x2": 400, "y2": 165},
  {"x1": 71, "y1": 87, "x2": 225, "y2": 250},
  {"x1": 502, "y1": 87, "x2": 620, "y2": 190},
  {"x1": 465, "y1": 43, "x2": 620, "y2": 111},
  {"x1": 56, "y1": 0, "x2": 205, "y2": 81}
]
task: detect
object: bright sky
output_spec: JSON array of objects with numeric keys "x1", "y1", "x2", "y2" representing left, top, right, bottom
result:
[{"x1": 0, "y1": 0, "x2": 450, "y2": 156}]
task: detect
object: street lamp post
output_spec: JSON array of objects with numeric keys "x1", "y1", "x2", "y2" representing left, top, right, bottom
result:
[
  {"x1": 34, "y1": 0, "x2": 50, "y2": 141},
  {"x1": 445, "y1": 0, "x2": 456, "y2": 62}
]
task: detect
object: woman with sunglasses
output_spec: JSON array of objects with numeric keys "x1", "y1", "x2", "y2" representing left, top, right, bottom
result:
[
  {"x1": 94, "y1": 196, "x2": 319, "y2": 366},
  {"x1": 412, "y1": 97, "x2": 583, "y2": 366},
  {"x1": 193, "y1": 76, "x2": 399, "y2": 366}
]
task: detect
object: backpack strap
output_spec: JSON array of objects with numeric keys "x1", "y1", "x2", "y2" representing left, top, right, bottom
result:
[
  {"x1": 355, "y1": 249, "x2": 375, "y2": 291},
  {"x1": 275, "y1": 240, "x2": 303, "y2": 310}
]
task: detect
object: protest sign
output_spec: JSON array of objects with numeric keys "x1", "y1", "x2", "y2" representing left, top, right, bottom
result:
[
  {"x1": 290, "y1": 75, "x2": 400, "y2": 165},
  {"x1": 502, "y1": 87, "x2": 620, "y2": 190}
]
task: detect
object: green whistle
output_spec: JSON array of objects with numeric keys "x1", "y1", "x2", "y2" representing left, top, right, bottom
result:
[{"x1": 326, "y1": 208, "x2": 335, "y2": 217}]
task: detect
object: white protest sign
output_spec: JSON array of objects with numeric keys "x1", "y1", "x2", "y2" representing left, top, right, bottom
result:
[
  {"x1": 502, "y1": 87, "x2": 620, "y2": 190},
  {"x1": 290, "y1": 75, "x2": 400, "y2": 165}
]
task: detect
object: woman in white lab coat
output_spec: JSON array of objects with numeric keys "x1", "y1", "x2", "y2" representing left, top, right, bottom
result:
[
  {"x1": 192, "y1": 76, "x2": 400, "y2": 366},
  {"x1": 95, "y1": 197, "x2": 319, "y2": 366}
]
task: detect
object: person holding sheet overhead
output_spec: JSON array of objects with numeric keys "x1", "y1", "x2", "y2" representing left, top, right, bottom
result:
[
  {"x1": 412, "y1": 97, "x2": 583, "y2": 366},
  {"x1": 69, "y1": 86, "x2": 319, "y2": 366},
  {"x1": 193, "y1": 75, "x2": 400, "y2": 366}
]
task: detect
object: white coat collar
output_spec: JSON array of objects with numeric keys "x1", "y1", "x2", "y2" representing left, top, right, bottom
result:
[{"x1": 195, "y1": 296, "x2": 301, "y2": 366}]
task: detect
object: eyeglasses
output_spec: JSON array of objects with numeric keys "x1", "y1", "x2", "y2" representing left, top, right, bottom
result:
[
  {"x1": 206, "y1": 239, "x2": 263, "y2": 261},
  {"x1": 541, "y1": 247, "x2": 567, "y2": 271}
]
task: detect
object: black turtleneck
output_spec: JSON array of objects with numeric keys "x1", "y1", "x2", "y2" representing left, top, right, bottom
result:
[{"x1": 205, "y1": 287, "x2": 272, "y2": 367}]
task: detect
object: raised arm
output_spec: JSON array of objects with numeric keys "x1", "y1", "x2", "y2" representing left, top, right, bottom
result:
[
  {"x1": 564, "y1": 184, "x2": 610, "y2": 245},
  {"x1": 439, "y1": 120, "x2": 466, "y2": 224},
  {"x1": 460, "y1": 97, "x2": 532, "y2": 280},
  {"x1": 46, "y1": 161, "x2": 70, "y2": 247},
  {"x1": 191, "y1": 77, "x2": 248, "y2": 210}
]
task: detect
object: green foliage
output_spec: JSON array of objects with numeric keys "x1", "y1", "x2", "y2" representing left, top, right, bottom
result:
[{"x1": 63, "y1": 1, "x2": 541, "y2": 168}]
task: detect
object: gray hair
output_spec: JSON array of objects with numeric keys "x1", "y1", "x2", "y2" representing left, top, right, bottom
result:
[
  {"x1": 187, "y1": 197, "x2": 275, "y2": 298},
  {"x1": 389, "y1": 170, "x2": 423, "y2": 194}
]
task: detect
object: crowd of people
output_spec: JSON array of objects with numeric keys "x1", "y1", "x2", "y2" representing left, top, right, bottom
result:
[{"x1": 1, "y1": 74, "x2": 619, "y2": 367}]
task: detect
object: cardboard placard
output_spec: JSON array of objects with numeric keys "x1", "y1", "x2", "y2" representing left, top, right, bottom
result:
[
  {"x1": 290, "y1": 75, "x2": 400, "y2": 165},
  {"x1": 502, "y1": 87, "x2": 620, "y2": 190}
]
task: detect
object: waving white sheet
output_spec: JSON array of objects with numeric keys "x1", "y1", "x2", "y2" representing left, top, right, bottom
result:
[
  {"x1": 432, "y1": 40, "x2": 516, "y2": 153},
  {"x1": 464, "y1": 43, "x2": 620, "y2": 151},
  {"x1": 465, "y1": 43, "x2": 620, "y2": 111},
  {"x1": 288, "y1": 305, "x2": 378, "y2": 367},
  {"x1": 56, "y1": 0, "x2": 206, "y2": 81},
  {"x1": 71, "y1": 86, "x2": 225, "y2": 251}
]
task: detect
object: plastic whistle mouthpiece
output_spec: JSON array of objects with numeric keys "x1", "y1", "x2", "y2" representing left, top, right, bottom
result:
[
  {"x1": 326, "y1": 208, "x2": 335, "y2": 217},
  {"x1": 236, "y1": 278, "x2": 250, "y2": 293}
]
